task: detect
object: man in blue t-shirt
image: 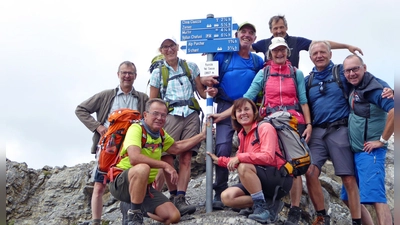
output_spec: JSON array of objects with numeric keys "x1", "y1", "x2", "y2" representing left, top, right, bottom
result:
[
  {"x1": 252, "y1": 15, "x2": 363, "y2": 68},
  {"x1": 205, "y1": 22, "x2": 264, "y2": 210}
]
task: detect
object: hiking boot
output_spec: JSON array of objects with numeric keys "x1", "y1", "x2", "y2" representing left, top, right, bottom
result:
[
  {"x1": 312, "y1": 213, "x2": 330, "y2": 225},
  {"x1": 231, "y1": 207, "x2": 241, "y2": 212},
  {"x1": 173, "y1": 194, "x2": 196, "y2": 216},
  {"x1": 238, "y1": 207, "x2": 253, "y2": 217},
  {"x1": 267, "y1": 199, "x2": 285, "y2": 223},
  {"x1": 248, "y1": 199, "x2": 270, "y2": 223},
  {"x1": 212, "y1": 194, "x2": 224, "y2": 210},
  {"x1": 169, "y1": 194, "x2": 176, "y2": 202},
  {"x1": 127, "y1": 209, "x2": 143, "y2": 225},
  {"x1": 284, "y1": 206, "x2": 302, "y2": 225}
]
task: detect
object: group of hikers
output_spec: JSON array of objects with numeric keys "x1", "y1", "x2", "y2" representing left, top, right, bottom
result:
[{"x1": 75, "y1": 15, "x2": 394, "y2": 225}]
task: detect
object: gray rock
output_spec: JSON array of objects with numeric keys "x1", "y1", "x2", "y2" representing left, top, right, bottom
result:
[{"x1": 6, "y1": 134, "x2": 394, "y2": 224}]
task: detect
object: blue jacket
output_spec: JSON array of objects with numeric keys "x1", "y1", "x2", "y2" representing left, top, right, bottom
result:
[{"x1": 305, "y1": 61, "x2": 350, "y2": 125}]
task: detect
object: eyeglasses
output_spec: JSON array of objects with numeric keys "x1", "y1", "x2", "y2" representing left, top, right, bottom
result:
[
  {"x1": 344, "y1": 66, "x2": 361, "y2": 75},
  {"x1": 161, "y1": 44, "x2": 177, "y2": 51},
  {"x1": 147, "y1": 111, "x2": 167, "y2": 119},
  {"x1": 120, "y1": 71, "x2": 135, "y2": 76},
  {"x1": 271, "y1": 48, "x2": 287, "y2": 53}
]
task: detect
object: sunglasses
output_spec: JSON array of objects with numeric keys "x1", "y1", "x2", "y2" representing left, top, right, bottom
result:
[{"x1": 318, "y1": 81, "x2": 325, "y2": 94}]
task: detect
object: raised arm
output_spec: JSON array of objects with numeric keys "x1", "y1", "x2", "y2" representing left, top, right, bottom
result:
[{"x1": 328, "y1": 40, "x2": 363, "y2": 55}]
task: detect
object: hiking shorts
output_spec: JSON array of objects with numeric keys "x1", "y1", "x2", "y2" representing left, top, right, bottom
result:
[
  {"x1": 109, "y1": 169, "x2": 170, "y2": 214},
  {"x1": 308, "y1": 126, "x2": 355, "y2": 176},
  {"x1": 233, "y1": 165, "x2": 293, "y2": 200},
  {"x1": 163, "y1": 112, "x2": 200, "y2": 157},
  {"x1": 92, "y1": 165, "x2": 106, "y2": 183},
  {"x1": 341, "y1": 147, "x2": 387, "y2": 204}
]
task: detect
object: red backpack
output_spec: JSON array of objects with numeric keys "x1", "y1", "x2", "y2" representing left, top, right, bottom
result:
[{"x1": 96, "y1": 108, "x2": 165, "y2": 184}]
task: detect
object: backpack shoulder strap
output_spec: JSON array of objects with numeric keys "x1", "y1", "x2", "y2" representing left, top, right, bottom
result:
[
  {"x1": 218, "y1": 52, "x2": 233, "y2": 82},
  {"x1": 180, "y1": 59, "x2": 201, "y2": 100},
  {"x1": 160, "y1": 128, "x2": 166, "y2": 147},
  {"x1": 306, "y1": 72, "x2": 314, "y2": 99},
  {"x1": 257, "y1": 65, "x2": 271, "y2": 109},
  {"x1": 180, "y1": 59, "x2": 192, "y2": 80},
  {"x1": 291, "y1": 65, "x2": 299, "y2": 97},
  {"x1": 251, "y1": 124, "x2": 260, "y2": 146},
  {"x1": 159, "y1": 64, "x2": 169, "y2": 99},
  {"x1": 140, "y1": 123, "x2": 148, "y2": 148},
  {"x1": 307, "y1": 72, "x2": 314, "y2": 90},
  {"x1": 332, "y1": 64, "x2": 348, "y2": 99},
  {"x1": 250, "y1": 53, "x2": 259, "y2": 72},
  {"x1": 263, "y1": 65, "x2": 271, "y2": 84},
  {"x1": 251, "y1": 120, "x2": 267, "y2": 146}
]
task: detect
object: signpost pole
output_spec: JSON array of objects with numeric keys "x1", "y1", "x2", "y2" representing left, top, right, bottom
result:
[{"x1": 205, "y1": 13, "x2": 214, "y2": 214}]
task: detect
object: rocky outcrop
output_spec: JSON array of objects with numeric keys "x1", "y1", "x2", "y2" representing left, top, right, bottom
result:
[{"x1": 6, "y1": 134, "x2": 394, "y2": 225}]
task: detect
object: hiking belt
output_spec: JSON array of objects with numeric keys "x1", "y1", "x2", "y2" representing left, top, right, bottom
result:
[
  {"x1": 167, "y1": 99, "x2": 195, "y2": 107},
  {"x1": 266, "y1": 104, "x2": 300, "y2": 115},
  {"x1": 167, "y1": 73, "x2": 187, "y2": 82},
  {"x1": 314, "y1": 118, "x2": 348, "y2": 129},
  {"x1": 166, "y1": 98, "x2": 205, "y2": 129}
]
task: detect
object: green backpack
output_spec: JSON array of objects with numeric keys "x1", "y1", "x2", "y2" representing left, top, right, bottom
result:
[{"x1": 148, "y1": 55, "x2": 203, "y2": 115}]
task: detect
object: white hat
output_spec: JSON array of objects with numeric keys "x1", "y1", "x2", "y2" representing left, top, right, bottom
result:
[
  {"x1": 160, "y1": 36, "x2": 178, "y2": 47},
  {"x1": 269, "y1": 37, "x2": 289, "y2": 50}
]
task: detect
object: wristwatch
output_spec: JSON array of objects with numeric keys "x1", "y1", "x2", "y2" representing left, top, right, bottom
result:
[{"x1": 379, "y1": 136, "x2": 388, "y2": 144}]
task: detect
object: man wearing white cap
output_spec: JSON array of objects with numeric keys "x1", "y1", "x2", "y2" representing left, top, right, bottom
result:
[{"x1": 149, "y1": 36, "x2": 211, "y2": 216}]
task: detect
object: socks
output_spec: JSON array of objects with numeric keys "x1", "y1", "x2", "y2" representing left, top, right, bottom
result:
[
  {"x1": 250, "y1": 191, "x2": 265, "y2": 201},
  {"x1": 352, "y1": 219, "x2": 361, "y2": 225},
  {"x1": 177, "y1": 191, "x2": 186, "y2": 196},
  {"x1": 131, "y1": 203, "x2": 142, "y2": 210},
  {"x1": 169, "y1": 190, "x2": 177, "y2": 196},
  {"x1": 92, "y1": 219, "x2": 101, "y2": 225}
]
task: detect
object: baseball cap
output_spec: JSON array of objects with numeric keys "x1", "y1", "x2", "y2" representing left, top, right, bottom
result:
[
  {"x1": 238, "y1": 22, "x2": 256, "y2": 32},
  {"x1": 160, "y1": 36, "x2": 178, "y2": 47},
  {"x1": 268, "y1": 37, "x2": 289, "y2": 50}
]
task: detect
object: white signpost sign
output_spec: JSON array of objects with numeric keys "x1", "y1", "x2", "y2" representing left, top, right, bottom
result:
[{"x1": 200, "y1": 61, "x2": 219, "y2": 77}]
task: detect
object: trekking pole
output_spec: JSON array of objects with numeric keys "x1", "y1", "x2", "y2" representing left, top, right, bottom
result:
[{"x1": 205, "y1": 13, "x2": 214, "y2": 214}]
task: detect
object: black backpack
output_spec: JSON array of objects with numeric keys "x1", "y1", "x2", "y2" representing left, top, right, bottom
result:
[{"x1": 306, "y1": 64, "x2": 348, "y2": 99}]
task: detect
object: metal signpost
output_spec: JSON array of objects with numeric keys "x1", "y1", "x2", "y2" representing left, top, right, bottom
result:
[{"x1": 180, "y1": 14, "x2": 238, "y2": 213}]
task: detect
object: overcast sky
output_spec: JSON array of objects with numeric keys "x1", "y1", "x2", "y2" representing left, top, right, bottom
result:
[{"x1": 2, "y1": 0, "x2": 397, "y2": 169}]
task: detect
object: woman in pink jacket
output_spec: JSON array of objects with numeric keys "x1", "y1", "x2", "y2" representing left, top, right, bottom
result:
[{"x1": 208, "y1": 98, "x2": 293, "y2": 224}]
